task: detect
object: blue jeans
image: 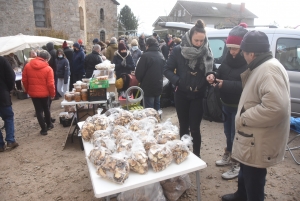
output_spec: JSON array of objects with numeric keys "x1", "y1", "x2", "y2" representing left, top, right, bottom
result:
[
  {"x1": 0, "y1": 106, "x2": 15, "y2": 148},
  {"x1": 236, "y1": 163, "x2": 267, "y2": 201},
  {"x1": 144, "y1": 96, "x2": 160, "y2": 111},
  {"x1": 223, "y1": 105, "x2": 238, "y2": 152}
]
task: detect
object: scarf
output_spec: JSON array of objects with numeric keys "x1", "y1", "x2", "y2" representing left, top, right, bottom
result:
[
  {"x1": 225, "y1": 50, "x2": 247, "y2": 68},
  {"x1": 181, "y1": 30, "x2": 214, "y2": 72},
  {"x1": 116, "y1": 51, "x2": 129, "y2": 66},
  {"x1": 248, "y1": 51, "x2": 273, "y2": 71}
]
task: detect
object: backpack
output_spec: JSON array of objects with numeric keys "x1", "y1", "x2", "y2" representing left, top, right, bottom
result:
[{"x1": 203, "y1": 83, "x2": 225, "y2": 122}]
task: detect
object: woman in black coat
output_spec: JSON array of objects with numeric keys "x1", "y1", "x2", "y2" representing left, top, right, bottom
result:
[
  {"x1": 164, "y1": 20, "x2": 214, "y2": 157},
  {"x1": 55, "y1": 49, "x2": 70, "y2": 97},
  {"x1": 113, "y1": 43, "x2": 135, "y2": 79}
]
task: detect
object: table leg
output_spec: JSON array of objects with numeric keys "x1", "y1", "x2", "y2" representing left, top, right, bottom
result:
[{"x1": 196, "y1": 171, "x2": 201, "y2": 201}]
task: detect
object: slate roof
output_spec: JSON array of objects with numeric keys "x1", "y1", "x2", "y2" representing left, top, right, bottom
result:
[
  {"x1": 111, "y1": 0, "x2": 120, "y2": 5},
  {"x1": 177, "y1": 1, "x2": 257, "y2": 18}
]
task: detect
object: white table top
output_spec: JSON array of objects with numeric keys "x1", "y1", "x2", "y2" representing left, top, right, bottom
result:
[
  {"x1": 78, "y1": 122, "x2": 207, "y2": 198},
  {"x1": 15, "y1": 73, "x2": 22, "y2": 81},
  {"x1": 61, "y1": 99, "x2": 107, "y2": 106}
]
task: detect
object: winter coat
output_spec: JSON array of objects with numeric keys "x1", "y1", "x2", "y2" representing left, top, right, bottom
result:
[
  {"x1": 4, "y1": 54, "x2": 22, "y2": 69},
  {"x1": 138, "y1": 37, "x2": 146, "y2": 52},
  {"x1": 22, "y1": 57, "x2": 55, "y2": 98},
  {"x1": 216, "y1": 51, "x2": 247, "y2": 106},
  {"x1": 84, "y1": 51, "x2": 103, "y2": 78},
  {"x1": 0, "y1": 56, "x2": 15, "y2": 107},
  {"x1": 130, "y1": 48, "x2": 142, "y2": 66},
  {"x1": 164, "y1": 45, "x2": 209, "y2": 99},
  {"x1": 63, "y1": 47, "x2": 74, "y2": 71},
  {"x1": 106, "y1": 43, "x2": 118, "y2": 62},
  {"x1": 56, "y1": 57, "x2": 70, "y2": 84},
  {"x1": 232, "y1": 57, "x2": 290, "y2": 168},
  {"x1": 46, "y1": 42, "x2": 57, "y2": 72},
  {"x1": 72, "y1": 47, "x2": 85, "y2": 74},
  {"x1": 135, "y1": 45, "x2": 165, "y2": 97},
  {"x1": 113, "y1": 51, "x2": 135, "y2": 79},
  {"x1": 160, "y1": 44, "x2": 169, "y2": 60}
]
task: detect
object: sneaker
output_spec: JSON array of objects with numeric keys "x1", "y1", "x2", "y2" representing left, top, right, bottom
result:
[
  {"x1": 222, "y1": 192, "x2": 247, "y2": 201},
  {"x1": 216, "y1": 150, "x2": 231, "y2": 166},
  {"x1": 7, "y1": 142, "x2": 19, "y2": 149},
  {"x1": 222, "y1": 162, "x2": 240, "y2": 180},
  {"x1": 0, "y1": 145, "x2": 6, "y2": 152},
  {"x1": 47, "y1": 124, "x2": 54, "y2": 130}
]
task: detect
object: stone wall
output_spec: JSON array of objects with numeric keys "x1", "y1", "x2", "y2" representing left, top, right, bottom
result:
[
  {"x1": 0, "y1": 0, "x2": 35, "y2": 36},
  {"x1": 85, "y1": 0, "x2": 118, "y2": 50}
]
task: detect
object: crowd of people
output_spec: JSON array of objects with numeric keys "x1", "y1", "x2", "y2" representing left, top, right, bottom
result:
[{"x1": 0, "y1": 19, "x2": 291, "y2": 201}]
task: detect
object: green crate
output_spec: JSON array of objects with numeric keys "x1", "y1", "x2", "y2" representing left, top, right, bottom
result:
[{"x1": 89, "y1": 79, "x2": 109, "y2": 89}]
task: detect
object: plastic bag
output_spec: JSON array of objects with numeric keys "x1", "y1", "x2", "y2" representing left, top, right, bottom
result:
[
  {"x1": 156, "y1": 130, "x2": 179, "y2": 144},
  {"x1": 81, "y1": 122, "x2": 95, "y2": 141},
  {"x1": 97, "y1": 152, "x2": 130, "y2": 184},
  {"x1": 139, "y1": 130, "x2": 157, "y2": 151},
  {"x1": 132, "y1": 110, "x2": 147, "y2": 120},
  {"x1": 143, "y1": 108, "x2": 161, "y2": 122},
  {"x1": 92, "y1": 114, "x2": 109, "y2": 130},
  {"x1": 116, "y1": 132, "x2": 133, "y2": 144},
  {"x1": 88, "y1": 147, "x2": 111, "y2": 166},
  {"x1": 92, "y1": 130, "x2": 110, "y2": 141},
  {"x1": 117, "y1": 182, "x2": 166, "y2": 201},
  {"x1": 112, "y1": 125, "x2": 128, "y2": 139},
  {"x1": 117, "y1": 139, "x2": 132, "y2": 153},
  {"x1": 105, "y1": 108, "x2": 122, "y2": 116},
  {"x1": 148, "y1": 144, "x2": 173, "y2": 172},
  {"x1": 114, "y1": 110, "x2": 134, "y2": 126},
  {"x1": 128, "y1": 139, "x2": 148, "y2": 174},
  {"x1": 167, "y1": 140, "x2": 190, "y2": 164},
  {"x1": 160, "y1": 174, "x2": 191, "y2": 201},
  {"x1": 181, "y1": 134, "x2": 193, "y2": 153},
  {"x1": 93, "y1": 136, "x2": 116, "y2": 152}
]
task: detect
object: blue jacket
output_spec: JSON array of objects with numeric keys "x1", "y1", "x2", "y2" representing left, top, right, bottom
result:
[
  {"x1": 72, "y1": 47, "x2": 85, "y2": 74},
  {"x1": 56, "y1": 57, "x2": 70, "y2": 84}
]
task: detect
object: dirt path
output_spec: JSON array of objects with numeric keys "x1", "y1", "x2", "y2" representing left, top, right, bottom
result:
[{"x1": 1, "y1": 96, "x2": 299, "y2": 201}]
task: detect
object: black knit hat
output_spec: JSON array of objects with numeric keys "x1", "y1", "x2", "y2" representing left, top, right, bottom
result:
[{"x1": 240, "y1": 30, "x2": 270, "y2": 53}]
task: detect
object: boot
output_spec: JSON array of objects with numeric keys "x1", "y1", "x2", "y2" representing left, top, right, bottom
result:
[
  {"x1": 222, "y1": 192, "x2": 247, "y2": 201},
  {"x1": 216, "y1": 148, "x2": 231, "y2": 166}
]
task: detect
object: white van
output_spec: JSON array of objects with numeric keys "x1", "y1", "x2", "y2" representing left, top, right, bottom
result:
[{"x1": 159, "y1": 22, "x2": 300, "y2": 116}]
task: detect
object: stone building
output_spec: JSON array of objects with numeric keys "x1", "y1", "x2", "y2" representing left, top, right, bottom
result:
[
  {"x1": 153, "y1": 1, "x2": 257, "y2": 32},
  {"x1": 0, "y1": 0, "x2": 119, "y2": 50}
]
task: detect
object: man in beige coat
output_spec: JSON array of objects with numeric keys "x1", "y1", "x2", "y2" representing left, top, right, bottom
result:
[{"x1": 222, "y1": 31, "x2": 290, "y2": 201}]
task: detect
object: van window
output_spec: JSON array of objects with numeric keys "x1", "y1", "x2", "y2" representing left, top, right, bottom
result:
[
  {"x1": 208, "y1": 38, "x2": 227, "y2": 64},
  {"x1": 276, "y1": 38, "x2": 300, "y2": 72}
]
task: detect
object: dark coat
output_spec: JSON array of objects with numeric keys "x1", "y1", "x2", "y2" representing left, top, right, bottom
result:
[
  {"x1": 113, "y1": 51, "x2": 135, "y2": 79},
  {"x1": 72, "y1": 47, "x2": 85, "y2": 74},
  {"x1": 84, "y1": 51, "x2": 103, "y2": 78},
  {"x1": 216, "y1": 51, "x2": 248, "y2": 105},
  {"x1": 56, "y1": 57, "x2": 70, "y2": 84},
  {"x1": 135, "y1": 45, "x2": 165, "y2": 97},
  {"x1": 130, "y1": 48, "x2": 142, "y2": 66},
  {"x1": 63, "y1": 47, "x2": 74, "y2": 70},
  {"x1": 138, "y1": 37, "x2": 146, "y2": 52},
  {"x1": 0, "y1": 56, "x2": 15, "y2": 107},
  {"x1": 164, "y1": 45, "x2": 209, "y2": 99},
  {"x1": 160, "y1": 44, "x2": 169, "y2": 60},
  {"x1": 46, "y1": 42, "x2": 57, "y2": 72}
]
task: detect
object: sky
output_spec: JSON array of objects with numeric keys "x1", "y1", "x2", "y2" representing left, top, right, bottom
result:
[{"x1": 117, "y1": 0, "x2": 300, "y2": 34}]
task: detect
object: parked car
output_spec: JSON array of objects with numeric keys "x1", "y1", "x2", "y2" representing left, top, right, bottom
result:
[{"x1": 159, "y1": 22, "x2": 300, "y2": 116}]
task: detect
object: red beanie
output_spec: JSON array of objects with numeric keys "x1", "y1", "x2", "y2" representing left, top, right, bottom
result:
[
  {"x1": 78, "y1": 39, "x2": 83, "y2": 45},
  {"x1": 62, "y1": 41, "x2": 68, "y2": 48},
  {"x1": 118, "y1": 42, "x2": 127, "y2": 53},
  {"x1": 226, "y1": 23, "x2": 248, "y2": 48}
]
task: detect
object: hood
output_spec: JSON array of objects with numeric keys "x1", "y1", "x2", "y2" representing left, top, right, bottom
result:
[
  {"x1": 29, "y1": 57, "x2": 49, "y2": 70},
  {"x1": 46, "y1": 42, "x2": 54, "y2": 51},
  {"x1": 27, "y1": 57, "x2": 35, "y2": 62},
  {"x1": 110, "y1": 43, "x2": 118, "y2": 49}
]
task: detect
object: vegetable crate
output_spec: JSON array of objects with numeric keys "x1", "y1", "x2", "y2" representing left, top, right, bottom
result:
[{"x1": 88, "y1": 88, "x2": 107, "y2": 101}]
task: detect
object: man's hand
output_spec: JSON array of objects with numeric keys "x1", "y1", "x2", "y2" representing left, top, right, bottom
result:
[
  {"x1": 215, "y1": 79, "x2": 223, "y2": 88},
  {"x1": 206, "y1": 74, "x2": 215, "y2": 84},
  {"x1": 102, "y1": 56, "x2": 106, "y2": 60}
]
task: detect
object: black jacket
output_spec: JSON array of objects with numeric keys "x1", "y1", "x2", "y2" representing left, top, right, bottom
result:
[
  {"x1": 113, "y1": 52, "x2": 135, "y2": 79},
  {"x1": 84, "y1": 51, "x2": 103, "y2": 78},
  {"x1": 160, "y1": 45, "x2": 169, "y2": 60},
  {"x1": 138, "y1": 37, "x2": 146, "y2": 52},
  {"x1": 56, "y1": 57, "x2": 70, "y2": 84},
  {"x1": 164, "y1": 45, "x2": 209, "y2": 99},
  {"x1": 216, "y1": 51, "x2": 248, "y2": 105},
  {"x1": 63, "y1": 47, "x2": 74, "y2": 70},
  {"x1": 135, "y1": 45, "x2": 166, "y2": 97},
  {"x1": 0, "y1": 56, "x2": 15, "y2": 107},
  {"x1": 46, "y1": 42, "x2": 57, "y2": 72}
]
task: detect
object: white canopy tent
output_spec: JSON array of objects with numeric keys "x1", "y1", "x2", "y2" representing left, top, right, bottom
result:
[{"x1": 0, "y1": 33, "x2": 74, "y2": 56}]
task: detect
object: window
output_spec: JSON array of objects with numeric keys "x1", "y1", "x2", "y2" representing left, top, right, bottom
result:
[
  {"x1": 208, "y1": 38, "x2": 227, "y2": 65},
  {"x1": 276, "y1": 38, "x2": 300, "y2": 71},
  {"x1": 33, "y1": 0, "x2": 51, "y2": 28},
  {"x1": 178, "y1": 10, "x2": 181, "y2": 17},
  {"x1": 100, "y1": 8, "x2": 104, "y2": 21},
  {"x1": 212, "y1": 6, "x2": 218, "y2": 10},
  {"x1": 100, "y1": 30, "x2": 105, "y2": 42},
  {"x1": 79, "y1": 7, "x2": 84, "y2": 30}
]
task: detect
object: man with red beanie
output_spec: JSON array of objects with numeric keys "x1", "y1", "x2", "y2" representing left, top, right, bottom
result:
[
  {"x1": 78, "y1": 39, "x2": 86, "y2": 54},
  {"x1": 113, "y1": 43, "x2": 135, "y2": 79}
]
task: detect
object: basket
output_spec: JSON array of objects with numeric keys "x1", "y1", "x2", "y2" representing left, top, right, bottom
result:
[
  {"x1": 16, "y1": 91, "x2": 28, "y2": 100},
  {"x1": 60, "y1": 117, "x2": 76, "y2": 127},
  {"x1": 88, "y1": 88, "x2": 107, "y2": 101},
  {"x1": 89, "y1": 79, "x2": 109, "y2": 89}
]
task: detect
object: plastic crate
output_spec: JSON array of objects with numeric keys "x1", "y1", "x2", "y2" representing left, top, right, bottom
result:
[
  {"x1": 60, "y1": 117, "x2": 76, "y2": 127},
  {"x1": 16, "y1": 91, "x2": 28, "y2": 100},
  {"x1": 88, "y1": 88, "x2": 107, "y2": 101},
  {"x1": 89, "y1": 79, "x2": 109, "y2": 89}
]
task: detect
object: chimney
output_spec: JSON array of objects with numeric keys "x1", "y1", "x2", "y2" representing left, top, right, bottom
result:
[
  {"x1": 227, "y1": 3, "x2": 231, "y2": 9},
  {"x1": 240, "y1": 3, "x2": 245, "y2": 12}
]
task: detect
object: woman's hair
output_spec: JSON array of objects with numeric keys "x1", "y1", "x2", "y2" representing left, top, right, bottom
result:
[
  {"x1": 56, "y1": 48, "x2": 65, "y2": 57},
  {"x1": 146, "y1": 37, "x2": 158, "y2": 47},
  {"x1": 189, "y1": 19, "x2": 206, "y2": 39},
  {"x1": 38, "y1": 50, "x2": 51, "y2": 61}
]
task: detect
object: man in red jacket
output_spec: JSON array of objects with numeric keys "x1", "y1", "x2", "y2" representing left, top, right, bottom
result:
[{"x1": 22, "y1": 50, "x2": 56, "y2": 135}]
